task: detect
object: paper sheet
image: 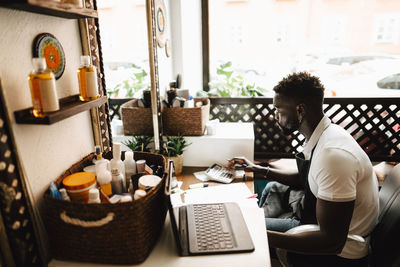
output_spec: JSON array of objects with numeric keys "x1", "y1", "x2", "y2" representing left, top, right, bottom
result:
[
  {"x1": 183, "y1": 183, "x2": 258, "y2": 208},
  {"x1": 193, "y1": 171, "x2": 210, "y2": 182}
]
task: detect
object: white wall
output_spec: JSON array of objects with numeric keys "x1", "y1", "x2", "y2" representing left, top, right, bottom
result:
[{"x1": 0, "y1": 8, "x2": 96, "y2": 261}]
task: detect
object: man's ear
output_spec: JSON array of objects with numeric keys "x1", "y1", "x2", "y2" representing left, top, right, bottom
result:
[{"x1": 296, "y1": 103, "x2": 306, "y2": 117}]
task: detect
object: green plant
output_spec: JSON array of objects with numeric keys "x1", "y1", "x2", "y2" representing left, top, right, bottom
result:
[
  {"x1": 161, "y1": 134, "x2": 191, "y2": 157},
  {"x1": 123, "y1": 135, "x2": 153, "y2": 152},
  {"x1": 198, "y1": 61, "x2": 267, "y2": 97},
  {"x1": 107, "y1": 63, "x2": 150, "y2": 98}
]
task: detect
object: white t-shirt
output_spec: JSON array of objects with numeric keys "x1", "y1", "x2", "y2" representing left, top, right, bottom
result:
[{"x1": 303, "y1": 116, "x2": 379, "y2": 259}]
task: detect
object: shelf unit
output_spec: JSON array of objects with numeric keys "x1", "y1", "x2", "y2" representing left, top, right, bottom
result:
[
  {"x1": 14, "y1": 95, "x2": 107, "y2": 125},
  {"x1": 0, "y1": 0, "x2": 98, "y2": 19}
]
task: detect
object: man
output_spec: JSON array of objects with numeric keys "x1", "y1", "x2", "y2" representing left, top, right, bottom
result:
[{"x1": 228, "y1": 72, "x2": 379, "y2": 266}]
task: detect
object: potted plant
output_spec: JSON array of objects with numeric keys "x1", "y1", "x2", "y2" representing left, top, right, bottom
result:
[
  {"x1": 123, "y1": 135, "x2": 153, "y2": 152},
  {"x1": 161, "y1": 134, "x2": 191, "y2": 175}
]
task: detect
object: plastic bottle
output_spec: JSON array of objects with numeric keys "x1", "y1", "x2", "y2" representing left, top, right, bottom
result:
[
  {"x1": 124, "y1": 151, "x2": 136, "y2": 193},
  {"x1": 184, "y1": 96, "x2": 194, "y2": 108},
  {"x1": 95, "y1": 161, "x2": 112, "y2": 196},
  {"x1": 111, "y1": 166, "x2": 124, "y2": 195},
  {"x1": 77, "y1": 55, "x2": 99, "y2": 102},
  {"x1": 59, "y1": 188, "x2": 71, "y2": 201},
  {"x1": 88, "y1": 188, "x2": 101, "y2": 203},
  {"x1": 92, "y1": 145, "x2": 110, "y2": 170},
  {"x1": 134, "y1": 189, "x2": 147, "y2": 200},
  {"x1": 28, "y1": 58, "x2": 60, "y2": 117},
  {"x1": 110, "y1": 143, "x2": 126, "y2": 192}
]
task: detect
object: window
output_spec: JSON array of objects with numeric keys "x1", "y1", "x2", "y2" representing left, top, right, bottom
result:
[{"x1": 207, "y1": 0, "x2": 400, "y2": 97}]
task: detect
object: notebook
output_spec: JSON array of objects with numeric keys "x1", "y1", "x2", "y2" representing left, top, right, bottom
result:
[{"x1": 164, "y1": 160, "x2": 255, "y2": 256}]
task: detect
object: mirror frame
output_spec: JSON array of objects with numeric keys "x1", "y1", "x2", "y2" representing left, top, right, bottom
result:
[{"x1": 146, "y1": 0, "x2": 163, "y2": 152}]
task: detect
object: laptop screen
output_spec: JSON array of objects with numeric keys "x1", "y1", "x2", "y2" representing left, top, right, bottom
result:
[{"x1": 165, "y1": 159, "x2": 183, "y2": 254}]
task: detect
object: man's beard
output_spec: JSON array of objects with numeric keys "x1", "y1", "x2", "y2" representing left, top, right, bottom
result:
[{"x1": 277, "y1": 118, "x2": 300, "y2": 135}]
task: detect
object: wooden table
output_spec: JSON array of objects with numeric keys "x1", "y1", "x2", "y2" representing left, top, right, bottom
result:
[{"x1": 177, "y1": 166, "x2": 254, "y2": 193}]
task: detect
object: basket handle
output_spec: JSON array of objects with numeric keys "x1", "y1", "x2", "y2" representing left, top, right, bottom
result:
[{"x1": 60, "y1": 211, "x2": 115, "y2": 227}]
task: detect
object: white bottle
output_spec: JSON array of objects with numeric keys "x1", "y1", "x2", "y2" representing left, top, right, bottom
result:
[
  {"x1": 124, "y1": 151, "x2": 136, "y2": 193},
  {"x1": 59, "y1": 188, "x2": 70, "y2": 201},
  {"x1": 88, "y1": 188, "x2": 101, "y2": 204},
  {"x1": 92, "y1": 145, "x2": 110, "y2": 170},
  {"x1": 184, "y1": 96, "x2": 194, "y2": 108},
  {"x1": 110, "y1": 143, "x2": 126, "y2": 192},
  {"x1": 95, "y1": 161, "x2": 112, "y2": 196}
]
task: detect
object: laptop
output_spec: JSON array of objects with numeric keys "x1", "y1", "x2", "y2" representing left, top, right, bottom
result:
[{"x1": 164, "y1": 160, "x2": 255, "y2": 256}]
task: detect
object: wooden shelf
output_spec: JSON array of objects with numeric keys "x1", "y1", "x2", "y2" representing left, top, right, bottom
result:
[
  {"x1": 14, "y1": 95, "x2": 107, "y2": 125},
  {"x1": 0, "y1": 0, "x2": 98, "y2": 19}
]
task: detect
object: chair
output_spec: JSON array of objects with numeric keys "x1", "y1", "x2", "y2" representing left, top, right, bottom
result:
[{"x1": 276, "y1": 163, "x2": 400, "y2": 267}]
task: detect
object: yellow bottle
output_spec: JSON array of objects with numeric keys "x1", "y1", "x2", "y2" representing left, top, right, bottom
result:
[
  {"x1": 77, "y1": 55, "x2": 99, "y2": 101},
  {"x1": 28, "y1": 58, "x2": 60, "y2": 118}
]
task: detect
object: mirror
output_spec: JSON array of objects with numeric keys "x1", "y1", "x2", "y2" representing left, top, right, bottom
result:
[{"x1": 98, "y1": 0, "x2": 174, "y2": 152}]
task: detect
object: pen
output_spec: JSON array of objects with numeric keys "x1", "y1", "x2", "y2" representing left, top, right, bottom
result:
[
  {"x1": 171, "y1": 187, "x2": 180, "y2": 194},
  {"x1": 246, "y1": 193, "x2": 258, "y2": 199},
  {"x1": 171, "y1": 187, "x2": 185, "y2": 194},
  {"x1": 189, "y1": 183, "x2": 209, "y2": 189}
]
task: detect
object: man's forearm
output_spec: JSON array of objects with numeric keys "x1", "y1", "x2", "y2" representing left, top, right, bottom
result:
[
  {"x1": 267, "y1": 230, "x2": 343, "y2": 255},
  {"x1": 253, "y1": 165, "x2": 301, "y2": 187}
]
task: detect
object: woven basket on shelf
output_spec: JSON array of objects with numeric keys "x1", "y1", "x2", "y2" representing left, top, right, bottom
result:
[
  {"x1": 44, "y1": 152, "x2": 167, "y2": 265},
  {"x1": 120, "y1": 98, "x2": 153, "y2": 135},
  {"x1": 162, "y1": 98, "x2": 210, "y2": 136}
]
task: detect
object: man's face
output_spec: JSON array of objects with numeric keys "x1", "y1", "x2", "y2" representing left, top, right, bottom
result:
[{"x1": 273, "y1": 93, "x2": 301, "y2": 135}]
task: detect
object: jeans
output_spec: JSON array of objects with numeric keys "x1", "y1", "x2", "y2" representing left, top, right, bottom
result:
[{"x1": 258, "y1": 181, "x2": 301, "y2": 232}]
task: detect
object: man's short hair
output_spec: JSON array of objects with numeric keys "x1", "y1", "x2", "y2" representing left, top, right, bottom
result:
[{"x1": 273, "y1": 72, "x2": 325, "y2": 106}]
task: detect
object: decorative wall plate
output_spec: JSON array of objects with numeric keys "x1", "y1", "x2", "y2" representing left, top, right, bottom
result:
[
  {"x1": 155, "y1": 0, "x2": 167, "y2": 48},
  {"x1": 33, "y1": 33, "x2": 66, "y2": 80}
]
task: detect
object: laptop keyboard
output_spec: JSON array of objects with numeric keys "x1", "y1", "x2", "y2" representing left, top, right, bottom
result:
[{"x1": 193, "y1": 204, "x2": 235, "y2": 251}]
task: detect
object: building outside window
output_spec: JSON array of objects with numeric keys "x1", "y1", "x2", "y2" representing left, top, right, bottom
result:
[
  {"x1": 373, "y1": 14, "x2": 400, "y2": 45},
  {"x1": 208, "y1": 0, "x2": 400, "y2": 97}
]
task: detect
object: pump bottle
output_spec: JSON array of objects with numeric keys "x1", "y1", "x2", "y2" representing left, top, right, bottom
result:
[
  {"x1": 124, "y1": 151, "x2": 137, "y2": 193},
  {"x1": 110, "y1": 143, "x2": 126, "y2": 192},
  {"x1": 92, "y1": 145, "x2": 110, "y2": 170}
]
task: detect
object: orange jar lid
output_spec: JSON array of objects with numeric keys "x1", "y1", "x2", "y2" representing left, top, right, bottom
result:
[{"x1": 62, "y1": 172, "x2": 96, "y2": 191}]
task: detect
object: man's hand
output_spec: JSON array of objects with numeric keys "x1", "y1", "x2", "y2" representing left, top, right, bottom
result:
[{"x1": 226, "y1": 156, "x2": 259, "y2": 172}]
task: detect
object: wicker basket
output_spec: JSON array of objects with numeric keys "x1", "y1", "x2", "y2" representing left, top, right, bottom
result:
[
  {"x1": 162, "y1": 98, "x2": 210, "y2": 136},
  {"x1": 120, "y1": 98, "x2": 153, "y2": 135},
  {"x1": 44, "y1": 152, "x2": 167, "y2": 265}
]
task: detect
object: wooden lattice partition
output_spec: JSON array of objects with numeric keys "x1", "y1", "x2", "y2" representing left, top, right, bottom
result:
[
  {"x1": 209, "y1": 97, "x2": 400, "y2": 162},
  {"x1": 109, "y1": 98, "x2": 130, "y2": 121},
  {"x1": 109, "y1": 97, "x2": 400, "y2": 162}
]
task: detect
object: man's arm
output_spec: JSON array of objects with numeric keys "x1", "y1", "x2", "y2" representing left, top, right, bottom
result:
[
  {"x1": 253, "y1": 165, "x2": 302, "y2": 188},
  {"x1": 227, "y1": 157, "x2": 302, "y2": 187},
  {"x1": 267, "y1": 198, "x2": 355, "y2": 255}
]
